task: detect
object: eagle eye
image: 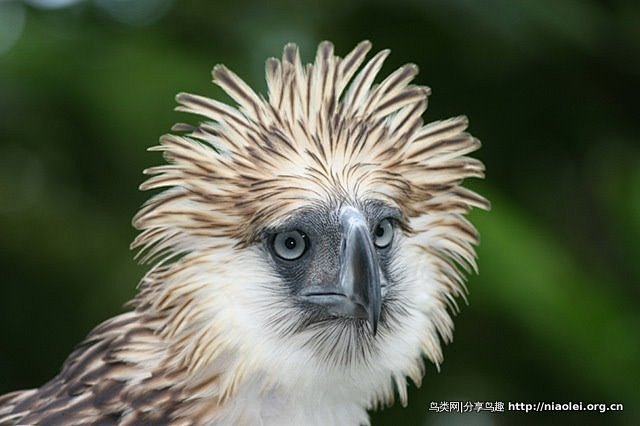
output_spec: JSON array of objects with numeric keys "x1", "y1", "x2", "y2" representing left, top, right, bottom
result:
[
  {"x1": 373, "y1": 218, "x2": 393, "y2": 248},
  {"x1": 273, "y1": 230, "x2": 308, "y2": 260}
]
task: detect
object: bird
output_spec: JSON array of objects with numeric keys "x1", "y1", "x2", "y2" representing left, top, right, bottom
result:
[{"x1": 0, "y1": 40, "x2": 489, "y2": 425}]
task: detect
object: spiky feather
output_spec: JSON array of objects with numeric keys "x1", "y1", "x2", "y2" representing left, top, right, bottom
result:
[{"x1": 0, "y1": 41, "x2": 488, "y2": 425}]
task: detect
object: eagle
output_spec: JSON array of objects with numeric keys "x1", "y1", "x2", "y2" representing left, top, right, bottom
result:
[{"x1": 0, "y1": 41, "x2": 488, "y2": 425}]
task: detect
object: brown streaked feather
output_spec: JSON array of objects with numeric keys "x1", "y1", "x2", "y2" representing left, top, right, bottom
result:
[
  {"x1": 212, "y1": 65, "x2": 264, "y2": 123},
  {"x1": 0, "y1": 309, "x2": 237, "y2": 425},
  {"x1": 336, "y1": 41, "x2": 371, "y2": 96},
  {"x1": 344, "y1": 48, "x2": 390, "y2": 115}
]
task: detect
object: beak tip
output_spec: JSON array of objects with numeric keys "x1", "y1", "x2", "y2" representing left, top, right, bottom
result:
[{"x1": 369, "y1": 305, "x2": 380, "y2": 336}]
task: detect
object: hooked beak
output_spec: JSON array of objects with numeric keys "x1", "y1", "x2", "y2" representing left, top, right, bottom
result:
[{"x1": 300, "y1": 206, "x2": 382, "y2": 335}]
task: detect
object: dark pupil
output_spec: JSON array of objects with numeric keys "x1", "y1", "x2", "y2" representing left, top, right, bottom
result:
[
  {"x1": 375, "y1": 226, "x2": 385, "y2": 237},
  {"x1": 284, "y1": 237, "x2": 297, "y2": 250}
]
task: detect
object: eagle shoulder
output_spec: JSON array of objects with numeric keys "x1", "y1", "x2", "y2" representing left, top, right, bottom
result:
[{"x1": 0, "y1": 312, "x2": 197, "y2": 425}]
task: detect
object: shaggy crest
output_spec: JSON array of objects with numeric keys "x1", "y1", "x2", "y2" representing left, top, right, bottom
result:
[{"x1": 134, "y1": 40, "x2": 488, "y2": 261}]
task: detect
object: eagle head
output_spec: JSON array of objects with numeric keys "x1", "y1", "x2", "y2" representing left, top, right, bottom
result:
[
  {"x1": 0, "y1": 40, "x2": 488, "y2": 426},
  {"x1": 131, "y1": 40, "x2": 488, "y2": 422}
]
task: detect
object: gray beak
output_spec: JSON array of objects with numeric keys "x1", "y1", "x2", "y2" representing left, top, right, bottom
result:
[
  {"x1": 300, "y1": 206, "x2": 382, "y2": 335},
  {"x1": 338, "y1": 206, "x2": 382, "y2": 334}
]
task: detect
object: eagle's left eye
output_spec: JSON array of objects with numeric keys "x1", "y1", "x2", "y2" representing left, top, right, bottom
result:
[
  {"x1": 373, "y1": 218, "x2": 394, "y2": 248},
  {"x1": 273, "y1": 230, "x2": 308, "y2": 260}
]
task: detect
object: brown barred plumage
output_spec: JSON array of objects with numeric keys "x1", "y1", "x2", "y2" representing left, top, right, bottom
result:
[{"x1": 0, "y1": 41, "x2": 488, "y2": 425}]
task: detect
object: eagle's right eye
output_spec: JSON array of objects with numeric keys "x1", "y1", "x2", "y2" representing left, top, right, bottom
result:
[
  {"x1": 273, "y1": 230, "x2": 308, "y2": 260},
  {"x1": 373, "y1": 218, "x2": 394, "y2": 248}
]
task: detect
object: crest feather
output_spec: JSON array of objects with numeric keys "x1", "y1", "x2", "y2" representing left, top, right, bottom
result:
[
  {"x1": 343, "y1": 48, "x2": 390, "y2": 114},
  {"x1": 136, "y1": 40, "x2": 489, "y2": 248},
  {"x1": 212, "y1": 65, "x2": 264, "y2": 123},
  {"x1": 337, "y1": 40, "x2": 372, "y2": 96}
]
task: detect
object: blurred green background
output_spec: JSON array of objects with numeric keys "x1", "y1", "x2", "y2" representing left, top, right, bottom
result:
[{"x1": 0, "y1": 0, "x2": 638, "y2": 424}]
